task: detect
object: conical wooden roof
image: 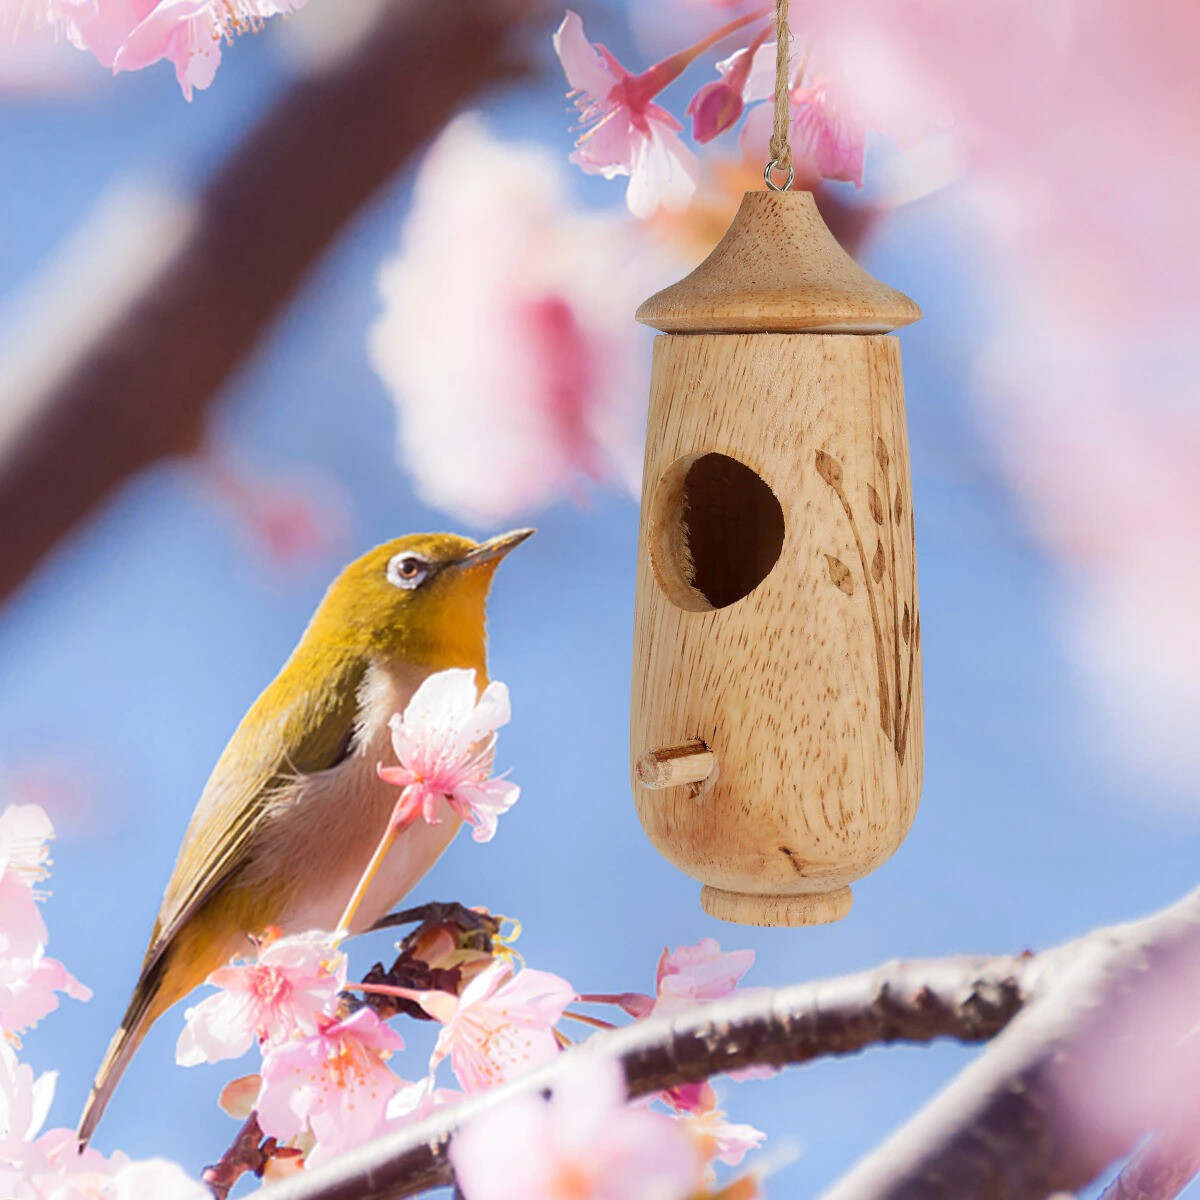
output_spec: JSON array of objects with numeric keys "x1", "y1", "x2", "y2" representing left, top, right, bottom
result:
[{"x1": 637, "y1": 190, "x2": 920, "y2": 334}]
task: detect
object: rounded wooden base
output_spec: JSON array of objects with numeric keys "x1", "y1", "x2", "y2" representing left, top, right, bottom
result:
[{"x1": 700, "y1": 885, "x2": 853, "y2": 928}]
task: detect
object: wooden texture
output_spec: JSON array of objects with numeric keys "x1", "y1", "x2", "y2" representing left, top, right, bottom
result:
[
  {"x1": 630, "y1": 332, "x2": 923, "y2": 926},
  {"x1": 636, "y1": 743, "x2": 716, "y2": 789},
  {"x1": 636, "y1": 190, "x2": 921, "y2": 334}
]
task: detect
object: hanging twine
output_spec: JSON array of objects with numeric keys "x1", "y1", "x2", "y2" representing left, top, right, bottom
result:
[{"x1": 765, "y1": 0, "x2": 795, "y2": 190}]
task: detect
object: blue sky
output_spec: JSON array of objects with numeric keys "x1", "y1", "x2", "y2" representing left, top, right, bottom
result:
[{"x1": 1, "y1": 6, "x2": 1196, "y2": 1196}]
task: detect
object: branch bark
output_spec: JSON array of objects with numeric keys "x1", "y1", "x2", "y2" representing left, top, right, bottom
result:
[
  {"x1": 0, "y1": 0, "x2": 540, "y2": 606},
  {"x1": 265, "y1": 954, "x2": 1036, "y2": 1200},
  {"x1": 821, "y1": 887, "x2": 1200, "y2": 1200}
]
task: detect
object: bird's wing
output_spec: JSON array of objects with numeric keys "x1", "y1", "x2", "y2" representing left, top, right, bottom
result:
[{"x1": 141, "y1": 652, "x2": 366, "y2": 972}]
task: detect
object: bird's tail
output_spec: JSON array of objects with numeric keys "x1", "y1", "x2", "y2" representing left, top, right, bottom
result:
[{"x1": 76, "y1": 958, "x2": 169, "y2": 1149}]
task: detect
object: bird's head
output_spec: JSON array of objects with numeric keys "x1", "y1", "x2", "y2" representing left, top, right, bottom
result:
[{"x1": 310, "y1": 529, "x2": 534, "y2": 670}]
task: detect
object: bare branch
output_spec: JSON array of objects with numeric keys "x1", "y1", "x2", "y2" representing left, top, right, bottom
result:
[
  {"x1": 202, "y1": 1113, "x2": 271, "y2": 1200},
  {"x1": 264, "y1": 954, "x2": 1036, "y2": 1200},
  {"x1": 821, "y1": 887, "x2": 1200, "y2": 1200},
  {"x1": 0, "y1": 0, "x2": 541, "y2": 606}
]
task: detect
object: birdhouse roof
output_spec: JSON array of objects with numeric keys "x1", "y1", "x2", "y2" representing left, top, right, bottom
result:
[{"x1": 636, "y1": 190, "x2": 921, "y2": 334}]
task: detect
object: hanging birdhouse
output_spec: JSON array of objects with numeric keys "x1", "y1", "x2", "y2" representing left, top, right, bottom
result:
[{"x1": 630, "y1": 189, "x2": 923, "y2": 928}]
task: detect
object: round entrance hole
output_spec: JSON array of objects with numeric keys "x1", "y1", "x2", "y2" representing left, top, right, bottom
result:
[{"x1": 648, "y1": 452, "x2": 785, "y2": 612}]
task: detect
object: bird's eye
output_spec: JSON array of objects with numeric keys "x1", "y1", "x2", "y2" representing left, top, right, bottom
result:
[{"x1": 387, "y1": 553, "x2": 429, "y2": 590}]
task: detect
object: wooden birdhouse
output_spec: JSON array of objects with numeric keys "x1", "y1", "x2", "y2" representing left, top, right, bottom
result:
[{"x1": 630, "y1": 189, "x2": 923, "y2": 927}]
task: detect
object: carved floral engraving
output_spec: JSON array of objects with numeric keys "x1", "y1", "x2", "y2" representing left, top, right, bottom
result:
[{"x1": 815, "y1": 443, "x2": 920, "y2": 763}]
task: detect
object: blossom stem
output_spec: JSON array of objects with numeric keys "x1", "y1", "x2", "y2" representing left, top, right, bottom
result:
[
  {"x1": 633, "y1": 7, "x2": 772, "y2": 101},
  {"x1": 561, "y1": 1010, "x2": 620, "y2": 1031},
  {"x1": 577, "y1": 992, "x2": 649, "y2": 1008},
  {"x1": 346, "y1": 981, "x2": 425, "y2": 1001},
  {"x1": 335, "y1": 800, "x2": 412, "y2": 937}
]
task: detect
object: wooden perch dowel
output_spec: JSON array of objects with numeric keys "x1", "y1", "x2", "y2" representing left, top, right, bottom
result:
[{"x1": 635, "y1": 743, "x2": 716, "y2": 789}]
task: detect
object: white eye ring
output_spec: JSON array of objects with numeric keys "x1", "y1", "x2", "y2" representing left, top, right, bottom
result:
[{"x1": 387, "y1": 553, "x2": 429, "y2": 590}]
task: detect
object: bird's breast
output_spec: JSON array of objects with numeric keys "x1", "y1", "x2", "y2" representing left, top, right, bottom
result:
[{"x1": 248, "y1": 658, "x2": 464, "y2": 936}]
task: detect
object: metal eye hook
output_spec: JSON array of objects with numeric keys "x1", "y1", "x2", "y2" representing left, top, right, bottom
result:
[{"x1": 764, "y1": 158, "x2": 796, "y2": 192}]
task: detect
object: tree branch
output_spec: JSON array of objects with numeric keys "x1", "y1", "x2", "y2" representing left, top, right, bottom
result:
[
  {"x1": 0, "y1": 0, "x2": 541, "y2": 606},
  {"x1": 821, "y1": 887, "x2": 1200, "y2": 1200},
  {"x1": 265, "y1": 954, "x2": 1036, "y2": 1200},
  {"x1": 260, "y1": 885, "x2": 1200, "y2": 1200}
]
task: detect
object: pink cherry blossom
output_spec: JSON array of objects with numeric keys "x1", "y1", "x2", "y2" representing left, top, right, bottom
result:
[
  {"x1": 0, "y1": 949, "x2": 91, "y2": 1036},
  {"x1": 554, "y1": 9, "x2": 770, "y2": 217},
  {"x1": 107, "y1": 1159, "x2": 209, "y2": 1200},
  {"x1": 451, "y1": 1055, "x2": 700, "y2": 1200},
  {"x1": 684, "y1": 1107, "x2": 766, "y2": 1168},
  {"x1": 655, "y1": 938, "x2": 755, "y2": 1010},
  {"x1": 424, "y1": 959, "x2": 575, "y2": 1092},
  {"x1": 0, "y1": 1041, "x2": 55, "y2": 1152},
  {"x1": 369, "y1": 114, "x2": 662, "y2": 525},
  {"x1": 1, "y1": 0, "x2": 305, "y2": 98},
  {"x1": 661, "y1": 1078, "x2": 718, "y2": 1116},
  {"x1": 88, "y1": 0, "x2": 306, "y2": 101},
  {"x1": 175, "y1": 930, "x2": 346, "y2": 1066},
  {"x1": 384, "y1": 1075, "x2": 461, "y2": 1128},
  {"x1": 256, "y1": 1007, "x2": 404, "y2": 1166},
  {"x1": 738, "y1": 46, "x2": 866, "y2": 186},
  {"x1": 378, "y1": 668, "x2": 518, "y2": 844},
  {"x1": 613, "y1": 937, "x2": 756, "y2": 1020},
  {"x1": 0, "y1": 805, "x2": 53, "y2": 961},
  {"x1": 687, "y1": 27, "x2": 769, "y2": 143},
  {"x1": 554, "y1": 10, "x2": 697, "y2": 217}
]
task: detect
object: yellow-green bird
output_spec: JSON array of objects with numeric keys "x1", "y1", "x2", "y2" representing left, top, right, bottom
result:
[{"x1": 77, "y1": 528, "x2": 532, "y2": 1147}]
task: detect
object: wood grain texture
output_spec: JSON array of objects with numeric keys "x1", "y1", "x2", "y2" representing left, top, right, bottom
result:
[
  {"x1": 636, "y1": 190, "x2": 921, "y2": 334},
  {"x1": 630, "y1": 332, "x2": 923, "y2": 926}
]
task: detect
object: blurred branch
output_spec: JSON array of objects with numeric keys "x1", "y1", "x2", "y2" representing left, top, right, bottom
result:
[
  {"x1": 265, "y1": 954, "x2": 1036, "y2": 1199},
  {"x1": 821, "y1": 887, "x2": 1200, "y2": 1200},
  {"x1": 0, "y1": 0, "x2": 541, "y2": 606}
]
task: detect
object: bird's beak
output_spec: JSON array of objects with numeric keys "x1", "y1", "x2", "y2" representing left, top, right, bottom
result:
[{"x1": 453, "y1": 528, "x2": 535, "y2": 571}]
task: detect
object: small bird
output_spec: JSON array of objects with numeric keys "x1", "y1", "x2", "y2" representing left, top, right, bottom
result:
[{"x1": 77, "y1": 528, "x2": 532, "y2": 1147}]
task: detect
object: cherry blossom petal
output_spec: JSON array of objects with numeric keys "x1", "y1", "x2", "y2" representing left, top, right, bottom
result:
[
  {"x1": 110, "y1": 1159, "x2": 209, "y2": 1199},
  {"x1": 431, "y1": 960, "x2": 574, "y2": 1091},
  {"x1": 687, "y1": 1109, "x2": 766, "y2": 1168},
  {"x1": 256, "y1": 1009, "x2": 404, "y2": 1164},
  {"x1": 792, "y1": 77, "x2": 866, "y2": 186},
  {"x1": 449, "y1": 779, "x2": 520, "y2": 844},
  {"x1": 552, "y1": 9, "x2": 620, "y2": 99},
  {"x1": 0, "y1": 951, "x2": 91, "y2": 1035},
  {"x1": 687, "y1": 77, "x2": 745, "y2": 143},
  {"x1": 451, "y1": 1055, "x2": 700, "y2": 1200},
  {"x1": 625, "y1": 117, "x2": 698, "y2": 218},
  {"x1": 176, "y1": 930, "x2": 345, "y2": 1066},
  {"x1": 655, "y1": 938, "x2": 755, "y2": 1009}
]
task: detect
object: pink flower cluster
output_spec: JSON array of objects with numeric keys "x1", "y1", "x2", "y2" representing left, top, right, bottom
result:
[
  {"x1": 552, "y1": 8, "x2": 869, "y2": 215},
  {"x1": 0, "y1": 804, "x2": 204, "y2": 1198},
  {"x1": 177, "y1": 923, "x2": 767, "y2": 1192},
  {"x1": 0, "y1": 806, "x2": 89, "y2": 1039},
  {"x1": 0, "y1": 0, "x2": 305, "y2": 98},
  {"x1": 176, "y1": 929, "x2": 575, "y2": 1166},
  {"x1": 450, "y1": 938, "x2": 767, "y2": 1198}
]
